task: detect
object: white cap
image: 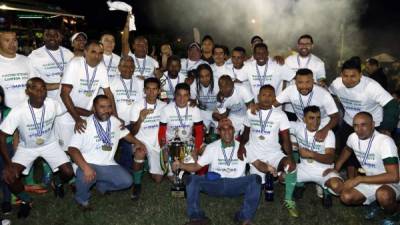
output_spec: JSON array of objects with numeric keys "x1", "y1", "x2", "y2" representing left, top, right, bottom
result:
[{"x1": 70, "y1": 32, "x2": 87, "y2": 43}]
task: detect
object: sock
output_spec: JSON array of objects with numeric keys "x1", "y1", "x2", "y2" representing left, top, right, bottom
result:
[
  {"x1": 133, "y1": 170, "x2": 143, "y2": 185},
  {"x1": 16, "y1": 192, "x2": 32, "y2": 203},
  {"x1": 42, "y1": 162, "x2": 52, "y2": 185},
  {"x1": 24, "y1": 168, "x2": 36, "y2": 185},
  {"x1": 285, "y1": 170, "x2": 297, "y2": 201}
]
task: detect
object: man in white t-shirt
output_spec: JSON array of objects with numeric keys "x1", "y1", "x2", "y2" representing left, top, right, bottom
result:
[
  {"x1": 0, "y1": 78, "x2": 73, "y2": 218},
  {"x1": 70, "y1": 32, "x2": 87, "y2": 57},
  {"x1": 329, "y1": 58, "x2": 399, "y2": 178},
  {"x1": 240, "y1": 43, "x2": 294, "y2": 99},
  {"x1": 160, "y1": 55, "x2": 186, "y2": 103},
  {"x1": 226, "y1": 46, "x2": 251, "y2": 88},
  {"x1": 180, "y1": 42, "x2": 207, "y2": 76},
  {"x1": 324, "y1": 112, "x2": 400, "y2": 225},
  {"x1": 0, "y1": 30, "x2": 35, "y2": 108},
  {"x1": 239, "y1": 85, "x2": 298, "y2": 217},
  {"x1": 159, "y1": 83, "x2": 205, "y2": 174},
  {"x1": 173, "y1": 118, "x2": 274, "y2": 225},
  {"x1": 289, "y1": 106, "x2": 342, "y2": 208},
  {"x1": 275, "y1": 68, "x2": 339, "y2": 141},
  {"x1": 121, "y1": 13, "x2": 160, "y2": 80},
  {"x1": 210, "y1": 45, "x2": 230, "y2": 80},
  {"x1": 109, "y1": 56, "x2": 143, "y2": 172},
  {"x1": 129, "y1": 78, "x2": 167, "y2": 199},
  {"x1": 68, "y1": 95, "x2": 146, "y2": 209},
  {"x1": 100, "y1": 32, "x2": 121, "y2": 80},
  {"x1": 58, "y1": 41, "x2": 118, "y2": 151},
  {"x1": 29, "y1": 27, "x2": 74, "y2": 99},
  {"x1": 285, "y1": 34, "x2": 326, "y2": 86},
  {"x1": 213, "y1": 75, "x2": 254, "y2": 137}
]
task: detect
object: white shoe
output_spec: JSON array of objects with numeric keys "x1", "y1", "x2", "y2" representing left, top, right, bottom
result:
[
  {"x1": 2, "y1": 219, "x2": 11, "y2": 225},
  {"x1": 316, "y1": 185, "x2": 323, "y2": 198}
]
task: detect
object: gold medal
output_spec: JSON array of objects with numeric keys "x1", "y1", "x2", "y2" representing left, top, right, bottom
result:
[
  {"x1": 259, "y1": 135, "x2": 265, "y2": 140},
  {"x1": 36, "y1": 137, "x2": 45, "y2": 145},
  {"x1": 102, "y1": 145, "x2": 112, "y2": 151},
  {"x1": 85, "y1": 92, "x2": 92, "y2": 97},
  {"x1": 181, "y1": 130, "x2": 187, "y2": 136}
]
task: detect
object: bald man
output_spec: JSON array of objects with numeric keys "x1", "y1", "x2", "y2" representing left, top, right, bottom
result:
[{"x1": 324, "y1": 112, "x2": 400, "y2": 224}]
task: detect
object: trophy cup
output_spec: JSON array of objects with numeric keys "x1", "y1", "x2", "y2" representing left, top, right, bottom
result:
[{"x1": 168, "y1": 136, "x2": 186, "y2": 198}]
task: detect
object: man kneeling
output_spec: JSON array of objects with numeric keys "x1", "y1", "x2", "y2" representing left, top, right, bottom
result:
[
  {"x1": 173, "y1": 118, "x2": 270, "y2": 225},
  {"x1": 68, "y1": 95, "x2": 146, "y2": 210}
]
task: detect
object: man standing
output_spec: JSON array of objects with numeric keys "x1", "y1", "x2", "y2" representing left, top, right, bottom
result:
[
  {"x1": 29, "y1": 26, "x2": 74, "y2": 99},
  {"x1": 68, "y1": 95, "x2": 146, "y2": 209},
  {"x1": 0, "y1": 78, "x2": 73, "y2": 218},
  {"x1": 0, "y1": 29, "x2": 35, "y2": 108},
  {"x1": 324, "y1": 112, "x2": 400, "y2": 225},
  {"x1": 100, "y1": 32, "x2": 121, "y2": 80},
  {"x1": 365, "y1": 58, "x2": 388, "y2": 91},
  {"x1": 70, "y1": 32, "x2": 87, "y2": 57},
  {"x1": 58, "y1": 41, "x2": 118, "y2": 151},
  {"x1": 180, "y1": 42, "x2": 207, "y2": 75},
  {"x1": 210, "y1": 45, "x2": 230, "y2": 80},
  {"x1": 200, "y1": 35, "x2": 215, "y2": 64},
  {"x1": 160, "y1": 55, "x2": 186, "y2": 103}
]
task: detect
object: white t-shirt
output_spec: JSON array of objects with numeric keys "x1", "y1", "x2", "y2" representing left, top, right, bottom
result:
[
  {"x1": 225, "y1": 64, "x2": 252, "y2": 91},
  {"x1": 160, "y1": 72, "x2": 187, "y2": 102},
  {"x1": 130, "y1": 98, "x2": 167, "y2": 152},
  {"x1": 160, "y1": 102, "x2": 202, "y2": 142},
  {"x1": 69, "y1": 115, "x2": 129, "y2": 165},
  {"x1": 216, "y1": 84, "x2": 253, "y2": 119},
  {"x1": 240, "y1": 60, "x2": 294, "y2": 98},
  {"x1": 276, "y1": 84, "x2": 338, "y2": 127},
  {"x1": 109, "y1": 76, "x2": 144, "y2": 125},
  {"x1": 0, "y1": 54, "x2": 35, "y2": 108},
  {"x1": 244, "y1": 108, "x2": 290, "y2": 162},
  {"x1": 0, "y1": 98, "x2": 63, "y2": 148},
  {"x1": 190, "y1": 82, "x2": 219, "y2": 112},
  {"x1": 197, "y1": 139, "x2": 247, "y2": 178},
  {"x1": 347, "y1": 131, "x2": 399, "y2": 179},
  {"x1": 285, "y1": 53, "x2": 326, "y2": 82},
  {"x1": 290, "y1": 121, "x2": 335, "y2": 170},
  {"x1": 180, "y1": 59, "x2": 207, "y2": 75},
  {"x1": 28, "y1": 46, "x2": 74, "y2": 99},
  {"x1": 102, "y1": 53, "x2": 121, "y2": 80},
  {"x1": 329, "y1": 76, "x2": 393, "y2": 126},
  {"x1": 211, "y1": 63, "x2": 231, "y2": 80},
  {"x1": 58, "y1": 57, "x2": 110, "y2": 123},
  {"x1": 128, "y1": 53, "x2": 159, "y2": 78}
]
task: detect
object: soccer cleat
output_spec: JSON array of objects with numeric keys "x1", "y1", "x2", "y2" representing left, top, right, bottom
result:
[
  {"x1": 322, "y1": 191, "x2": 332, "y2": 208},
  {"x1": 17, "y1": 201, "x2": 32, "y2": 218},
  {"x1": 364, "y1": 201, "x2": 380, "y2": 220},
  {"x1": 316, "y1": 185, "x2": 323, "y2": 198},
  {"x1": 284, "y1": 200, "x2": 299, "y2": 218},
  {"x1": 53, "y1": 183, "x2": 65, "y2": 199},
  {"x1": 1, "y1": 202, "x2": 11, "y2": 215},
  {"x1": 130, "y1": 184, "x2": 142, "y2": 201}
]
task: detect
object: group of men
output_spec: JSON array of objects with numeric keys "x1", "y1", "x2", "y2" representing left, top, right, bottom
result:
[{"x1": 0, "y1": 11, "x2": 399, "y2": 225}]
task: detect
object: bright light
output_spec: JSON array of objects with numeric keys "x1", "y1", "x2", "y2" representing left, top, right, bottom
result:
[
  {"x1": 0, "y1": 4, "x2": 9, "y2": 10},
  {"x1": 251, "y1": 19, "x2": 256, "y2": 24}
]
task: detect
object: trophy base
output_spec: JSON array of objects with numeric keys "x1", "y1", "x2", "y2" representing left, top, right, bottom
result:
[{"x1": 171, "y1": 186, "x2": 186, "y2": 198}]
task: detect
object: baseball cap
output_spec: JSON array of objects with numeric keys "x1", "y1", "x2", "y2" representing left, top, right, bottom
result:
[{"x1": 70, "y1": 32, "x2": 87, "y2": 43}]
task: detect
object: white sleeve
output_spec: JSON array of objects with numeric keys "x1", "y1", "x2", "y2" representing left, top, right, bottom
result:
[
  {"x1": 279, "y1": 112, "x2": 291, "y2": 131},
  {"x1": 322, "y1": 91, "x2": 339, "y2": 115},
  {"x1": 129, "y1": 104, "x2": 140, "y2": 123},
  {"x1": 237, "y1": 65, "x2": 249, "y2": 82},
  {"x1": 381, "y1": 137, "x2": 398, "y2": 160},
  {"x1": 68, "y1": 132, "x2": 85, "y2": 152},
  {"x1": 61, "y1": 61, "x2": 76, "y2": 85},
  {"x1": 315, "y1": 61, "x2": 326, "y2": 81},
  {"x1": 240, "y1": 86, "x2": 254, "y2": 103},
  {"x1": 152, "y1": 58, "x2": 159, "y2": 69},
  {"x1": 190, "y1": 82, "x2": 197, "y2": 99},
  {"x1": 27, "y1": 57, "x2": 41, "y2": 78},
  {"x1": 197, "y1": 145, "x2": 213, "y2": 167},
  {"x1": 368, "y1": 81, "x2": 393, "y2": 106},
  {"x1": 192, "y1": 107, "x2": 202, "y2": 123},
  {"x1": 279, "y1": 64, "x2": 296, "y2": 81},
  {"x1": 243, "y1": 112, "x2": 251, "y2": 127},
  {"x1": 54, "y1": 100, "x2": 66, "y2": 116},
  {"x1": 328, "y1": 79, "x2": 339, "y2": 96},
  {"x1": 100, "y1": 73, "x2": 110, "y2": 89},
  {"x1": 160, "y1": 106, "x2": 169, "y2": 123},
  {"x1": 0, "y1": 108, "x2": 20, "y2": 135},
  {"x1": 275, "y1": 86, "x2": 292, "y2": 104},
  {"x1": 346, "y1": 134, "x2": 356, "y2": 149},
  {"x1": 324, "y1": 130, "x2": 336, "y2": 149}
]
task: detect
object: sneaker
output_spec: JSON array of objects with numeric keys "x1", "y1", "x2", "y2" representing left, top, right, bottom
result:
[
  {"x1": 1, "y1": 202, "x2": 11, "y2": 215},
  {"x1": 293, "y1": 186, "x2": 305, "y2": 200},
  {"x1": 184, "y1": 217, "x2": 211, "y2": 225},
  {"x1": 322, "y1": 191, "x2": 332, "y2": 209},
  {"x1": 53, "y1": 183, "x2": 65, "y2": 199},
  {"x1": 364, "y1": 201, "x2": 380, "y2": 220},
  {"x1": 381, "y1": 212, "x2": 400, "y2": 225},
  {"x1": 130, "y1": 184, "x2": 142, "y2": 201},
  {"x1": 17, "y1": 201, "x2": 32, "y2": 218},
  {"x1": 1, "y1": 218, "x2": 11, "y2": 225},
  {"x1": 316, "y1": 185, "x2": 323, "y2": 198},
  {"x1": 284, "y1": 200, "x2": 299, "y2": 218}
]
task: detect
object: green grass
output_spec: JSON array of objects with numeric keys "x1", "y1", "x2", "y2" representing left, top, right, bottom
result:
[{"x1": 3, "y1": 174, "x2": 384, "y2": 225}]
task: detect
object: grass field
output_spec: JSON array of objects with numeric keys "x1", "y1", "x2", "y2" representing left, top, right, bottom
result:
[{"x1": 2, "y1": 173, "x2": 384, "y2": 225}]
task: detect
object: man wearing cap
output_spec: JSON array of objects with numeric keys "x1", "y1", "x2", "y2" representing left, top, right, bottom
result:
[
  {"x1": 173, "y1": 118, "x2": 274, "y2": 225},
  {"x1": 70, "y1": 32, "x2": 87, "y2": 57},
  {"x1": 180, "y1": 42, "x2": 208, "y2": 76},
  {"x1": 29, "y1": 26, "x2": 74, "y2": 99},
  {"x1": 121, "y1": 13, "x2": 160, "y2": 79}
]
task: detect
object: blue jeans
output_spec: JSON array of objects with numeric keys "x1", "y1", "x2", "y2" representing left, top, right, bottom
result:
[
  {"x1": 186, "y1": 174, "x2": 261, "y2": 221},
  {"x1": 0, "y1": 143, "x2": 14, "y2": 203},
  {"x1": 74, "y1": 164, "x2": 133, "y2": 205},
  {"x1": 117, "y1": 124, "x2": 133, "y2": 172}
]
